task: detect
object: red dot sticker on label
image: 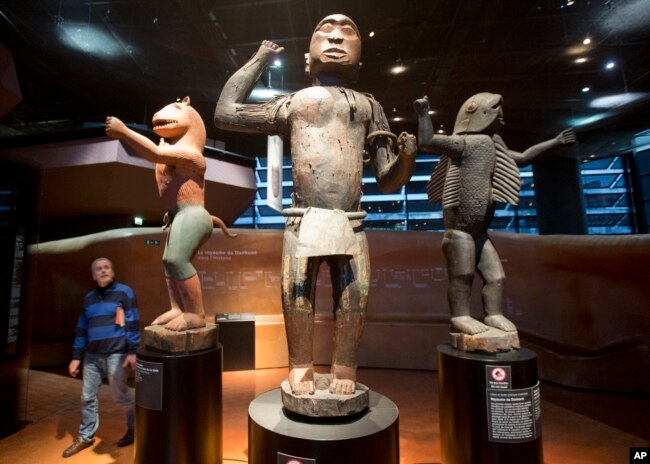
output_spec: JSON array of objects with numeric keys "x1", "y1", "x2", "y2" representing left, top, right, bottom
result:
[{"x1": 491, "y1": 367, "x2": 507, "y2": 382}]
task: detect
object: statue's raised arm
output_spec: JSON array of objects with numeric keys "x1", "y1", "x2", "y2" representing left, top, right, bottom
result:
[
  {"x1": 413, "y1": 96, "x2": 464, "y2": 158},
  {"x1": 214, "y1": 40, "x2": 285, "y2": 134}
]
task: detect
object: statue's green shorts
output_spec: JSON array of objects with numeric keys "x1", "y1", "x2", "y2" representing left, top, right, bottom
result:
[{"x1": 162, "y1": 203, "x2": 213, "y2": 280}]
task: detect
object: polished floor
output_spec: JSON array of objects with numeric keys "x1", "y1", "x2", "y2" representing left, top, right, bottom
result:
[{"x1": 1, "y1": 366, "x2": 648, "y2": 463}]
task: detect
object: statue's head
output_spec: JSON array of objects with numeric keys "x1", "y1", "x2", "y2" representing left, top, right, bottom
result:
[
  {"x1": 305, "y1": 14, "x2": 362, "y2": 84},
  {"x1": 453, "y1": 93, "x2": 504, "y2": 135},
  {"x1": 152, "y1": 96, "x2": 206, "y2": 145}
]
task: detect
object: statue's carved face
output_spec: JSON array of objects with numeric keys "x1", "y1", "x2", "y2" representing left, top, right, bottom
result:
[
  {"x1": 150, "y1": 95, "x2": 206, "y2": 145},
  {"x1": 152, "y1": 96, "x2": 191, "y2": 138},
  {"x1": 453, "y1": 93, "x2": 505, "y2": 134},
  {"x1": 307, "y1": 14, "x2": 361, "y2": 83}
]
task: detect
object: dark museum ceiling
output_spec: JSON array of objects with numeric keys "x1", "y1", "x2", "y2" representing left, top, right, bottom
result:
[{"x1": 1, "y1": 0, "x2": 650, "y2": 158}]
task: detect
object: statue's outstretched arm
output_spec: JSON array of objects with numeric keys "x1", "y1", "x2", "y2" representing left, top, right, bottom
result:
[
  {"x1": 106, "y1": 116, "x2": 159, "y2": 162},
  {"x1": 510, "y1": 128, "x2": 577, "y2": 166},
  {"x1": 214, "y1": 40, "x2": 285, "y2": 133},
  {"x1": 105, "y1": 117, "x2": 203, "y2": 170},
  {"x1": 413, "y1": 97, "x2": 464, "y2": 158}
]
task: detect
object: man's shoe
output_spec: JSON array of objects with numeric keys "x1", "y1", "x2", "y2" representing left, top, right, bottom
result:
[
  {"x1": 117, "y1": 428, "x2": 134, "y2": 447},
  {"x1": 62, "y1": 437, "x2": 95, "y2": 458}
]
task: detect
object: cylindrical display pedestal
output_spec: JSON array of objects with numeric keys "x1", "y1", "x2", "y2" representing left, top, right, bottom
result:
[
  {"x1": 249, "y1": 388, "x2": 399, "y2": 464},
  {"x1": 438, "y1": 344, "x2": 542, "y2": 464},
  {"x1": 134, "y1": 345, "x2": 223, "y2": 464}
]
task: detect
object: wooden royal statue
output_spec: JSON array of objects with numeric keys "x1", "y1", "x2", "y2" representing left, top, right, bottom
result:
[
  {"x1": 414, "y1": 94, "x2": 575, "y2": 351},
  {"x1": 106, "y1": 97, "x2": 235, "y2": 332},
  {"x1": 215, "y1": 15, "x2": 416, "y2": 410}
]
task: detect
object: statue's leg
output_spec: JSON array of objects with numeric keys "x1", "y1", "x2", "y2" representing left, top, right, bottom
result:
[
  {"x1": 161, "y1": 206, "x2": 213, "y2": 331},
  {"x1": 151, "y1": 234, "x2": 184, "y2": 325},
  {"x1": 150, "y1": 278, "x2": 182, "y2": 325},
  {"x1": 282, "y1": 227, "x2": 319, "y2": 395},
  {"x1": 442, "y1": 229, "x2": 489, "y2": 334},
  {"x1": 165, "y1": 275, "x2": 206, "y2": 331},
  {"x1": 328, "y1": 230, "x2": 369, "y2": 395},
  {"x1": 476, "y1": 235, "x2": 516, "y2": 332}
]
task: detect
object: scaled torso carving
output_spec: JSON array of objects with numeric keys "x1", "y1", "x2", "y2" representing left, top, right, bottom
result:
[{"x1": 414, "y1": 93, "x2": 576, "y2": 350}]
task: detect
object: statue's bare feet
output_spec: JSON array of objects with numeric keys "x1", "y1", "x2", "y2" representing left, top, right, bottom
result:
[
  {"x1": 289, "y1": 366, "x2": 315, "y2": 395},
  {"x1": 451, "y1": 316, "x2": 490, "y2": 335},
  {"x1": 330, "y1": 377, "x2": 355, "y2": 395},
  {"x1": 151, "y1": 308, "x2": 182, "y2": 326},
  {"x1": 164, "y1": 312, "x2": 206, "y2": 331},
  {"x1": 330, "y1": 364, "x2": 356, "y2": 395},
  {"x1": 484, "y1": 315, "x2": 517, "y2": 332}
]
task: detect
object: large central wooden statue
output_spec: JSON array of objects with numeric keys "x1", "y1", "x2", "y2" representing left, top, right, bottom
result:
[{"x1": 215, "y1": 15, "x2": 416, "y2": 399}]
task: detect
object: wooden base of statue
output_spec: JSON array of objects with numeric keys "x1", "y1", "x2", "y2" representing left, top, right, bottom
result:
[
  {"x1": 451, "y1": 327, "x2": 520, "y2": 352},
  {"x1": 135, "y1": 324, "x2": 222, "y2": 464},
  {"x1": 280, "y1": 373, "x2": 369, "y2": 417},
  {"x1": 438, "y1": 344, "x2": 543, "y2": 464},
  {"x1": 142, "y1": 323, "x2": 219, "y2": 353},
  {"x1": 249, "y1": 388, "x2": 399, "y2": 464}
]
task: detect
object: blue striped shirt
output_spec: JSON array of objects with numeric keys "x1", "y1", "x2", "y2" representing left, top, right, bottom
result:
[{"x1": 72, "y1": 280, "x2": 140, "y2": 359}]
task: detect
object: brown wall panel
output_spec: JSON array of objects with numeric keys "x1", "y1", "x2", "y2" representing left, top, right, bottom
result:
[{"x1": 25, "y1": 228, "x2": 650, "y2": 392}]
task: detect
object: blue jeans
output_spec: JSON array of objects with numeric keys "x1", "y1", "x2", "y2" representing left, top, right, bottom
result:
[{"x1": 79, "y1": 352, "x2": 135, "y2": 441}]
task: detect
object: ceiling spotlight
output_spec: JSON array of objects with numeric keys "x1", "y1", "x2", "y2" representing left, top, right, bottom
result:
[
  {"x1": 582, "y1": 86, "x2": 590, "y2": 93},
  {"x1": 392, "y1": 116, "x2": 403, "y2": 122},
  {"x1": 390, "y1": 63, "x2": 406, "y2": 74},
  {"x1": 574, "y1": 57, "x2": 588, "y2": 64},
  {"x1": 437, "y1": 125, "x2": 445, "y2": 134},
  {"x1": 582, "y1": 37, "x2": 592, "y2": 45},
  {"x1": 566, "y1": 0, "x2": 574, "y2": 5},
  {"x1": 369, "y1": 31, "x2": 375, "y2": 38},
  {"x1": 605, "y1": 61, "x2": 615, "y2": 69},
  {"x1": 428, "y1": 110, "x2": 436, "y2": 115},
  {"x1": 272, "y1": 59, "x2": 282, "y2": 67}
]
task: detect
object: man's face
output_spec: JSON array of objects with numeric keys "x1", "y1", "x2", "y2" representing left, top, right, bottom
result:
[
  {"x1": 92, "y1": 260, "x2": 114, "y2": 288},
  {"x1": 308, "y1": 14, "x2": 361, "y2": 82}
]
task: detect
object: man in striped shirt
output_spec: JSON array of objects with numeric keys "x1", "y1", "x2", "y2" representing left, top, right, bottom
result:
[{"x1": 62, "y1": 257, "x2": 140, "y2": 458}]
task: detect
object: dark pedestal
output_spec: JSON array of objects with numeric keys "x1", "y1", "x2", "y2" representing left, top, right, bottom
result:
[
  {"x1": 215, "y1": 313, "x2": 255, "y2": 371},
  {"x1": 0, "y1": 357, "x2": 27, "y2": 439},
  {"x1": 438, "y1": 344, "x2": 543, "y2": 464},
  {"x1": 134, "y1": 345, "x2": 223, "y2": 464},
  {"x1": 249, "y1": 388, "x2": 399, "y2": 464}
]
